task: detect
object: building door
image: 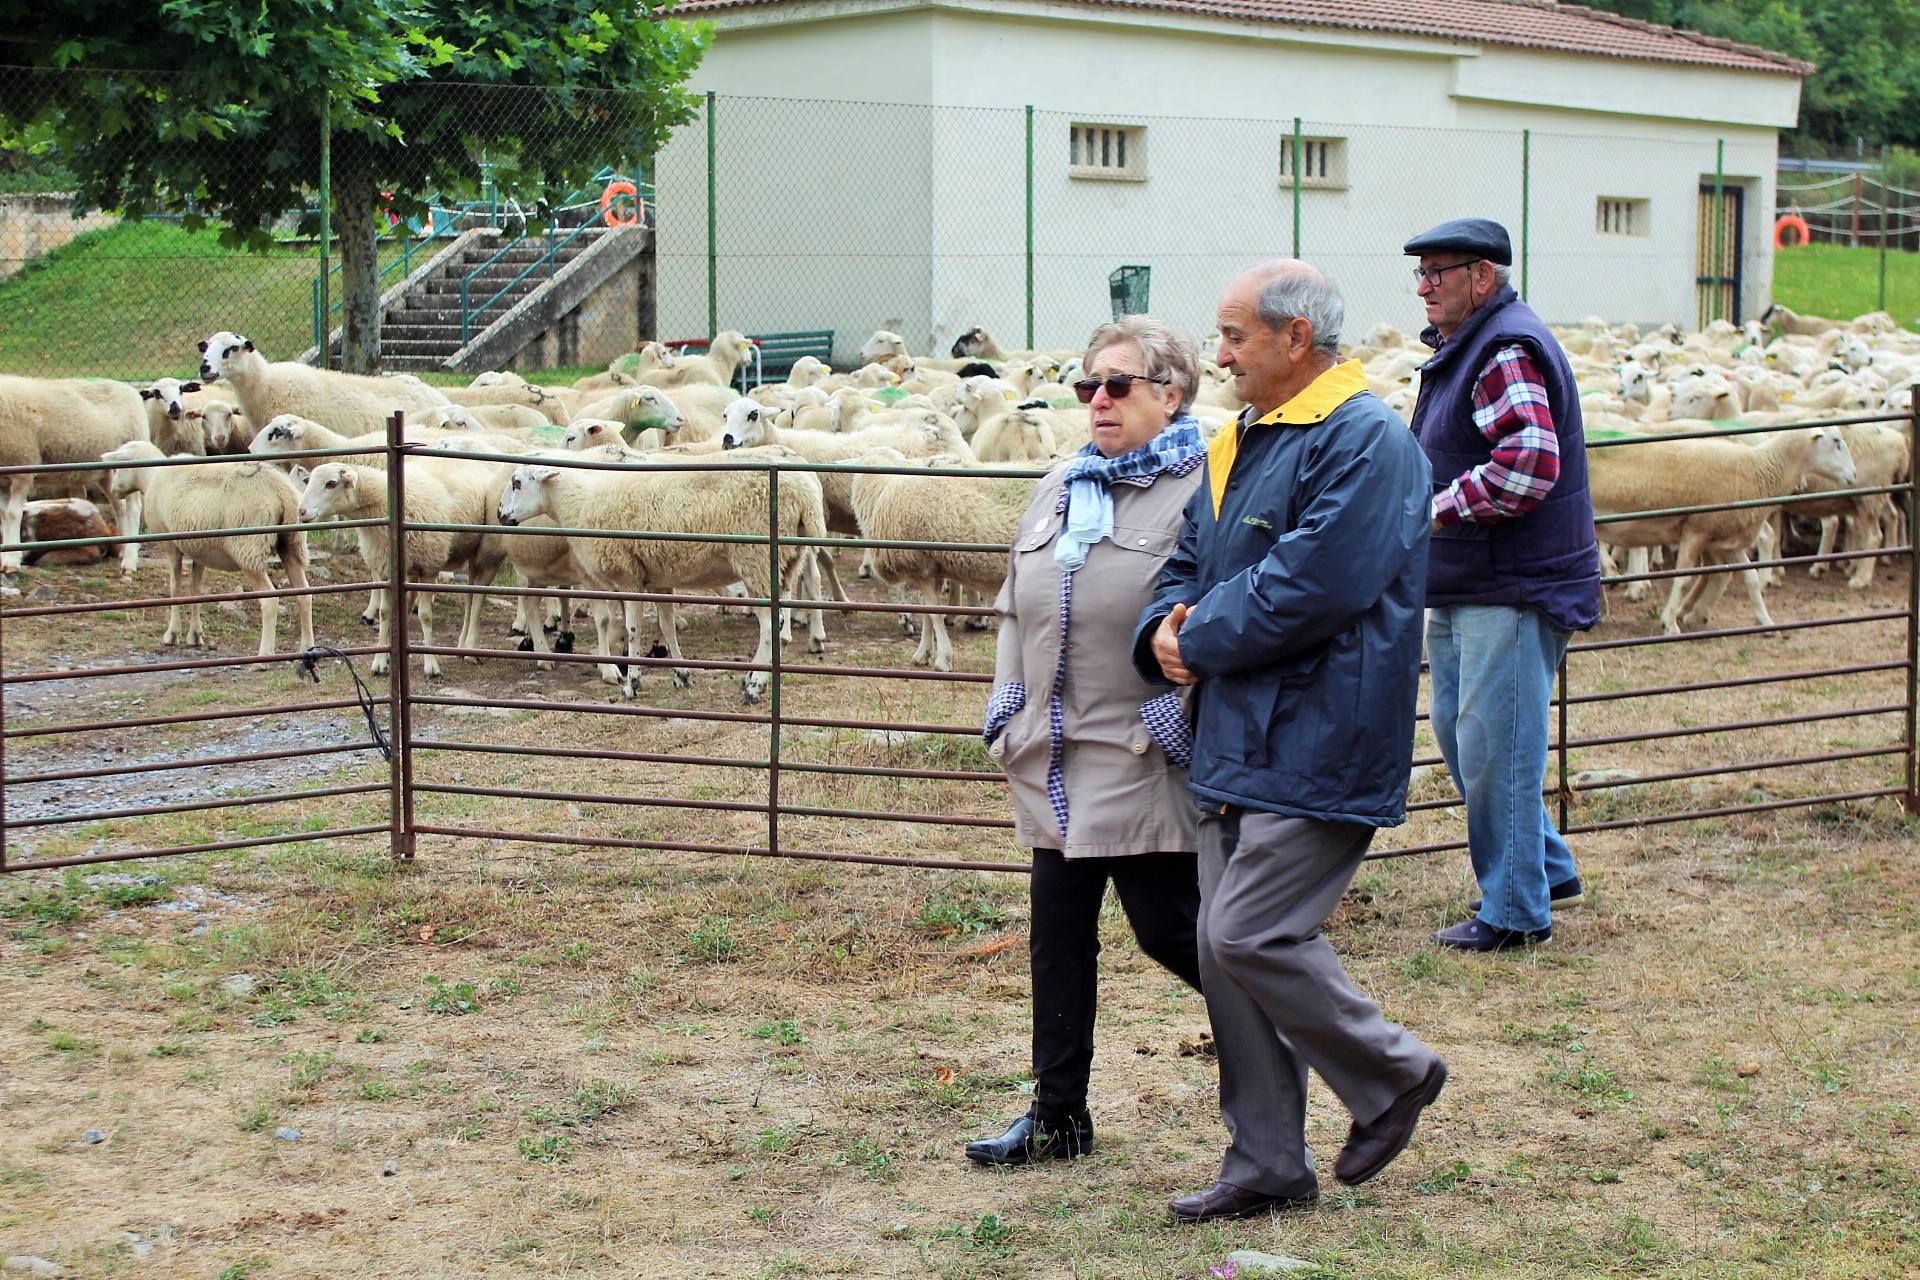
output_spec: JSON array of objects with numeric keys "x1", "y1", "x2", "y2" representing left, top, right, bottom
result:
[{"x1": 1696, "y1": 183, "x2": 1744, "y2": 327}]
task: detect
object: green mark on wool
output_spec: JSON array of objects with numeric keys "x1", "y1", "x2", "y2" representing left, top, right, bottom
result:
[
  {"x1": 610, "y1": 352, "x2": 645, "y2": 375},
  {"x1": 530, "y1": 425, "x2": 566, "y2": 443},
  {"x1": 872, "y1": 387, "x2": 908, "y2": 405}
]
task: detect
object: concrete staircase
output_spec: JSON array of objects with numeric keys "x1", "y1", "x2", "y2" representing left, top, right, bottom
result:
[{"x1": 304, "y1": 222, "x2": 632, "y2": 371}]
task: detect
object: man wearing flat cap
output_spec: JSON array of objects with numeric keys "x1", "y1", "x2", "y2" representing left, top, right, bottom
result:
[{"x1": 1404, "y1": 217, "x2": 1601, "y2": 952}]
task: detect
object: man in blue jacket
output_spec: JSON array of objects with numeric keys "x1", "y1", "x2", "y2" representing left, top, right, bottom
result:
[
  {"x1": 1134, "y1": 260, "x2": 1446, "y2": 1223},
  {"x1": 1404, "y1": 218, "x2": 1601, "y2": 953}
]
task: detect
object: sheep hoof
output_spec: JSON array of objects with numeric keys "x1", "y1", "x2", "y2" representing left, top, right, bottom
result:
[
  {"x1": 672, "y1": 669, "x2": 693, "y2": 690},
  {"x1": 554, "y1": 631, "x2": 576, "y2": 653},
  {"x1": 516, "y1": 636, "x2": 535, "y2": 652},
  {"x1": 807, "y1": 638, "x2": 825, "y2": 655},
  {"x1": 536, "y1": 660, "x2": 554, "y2": 671},
  {"x1": 964, "y1": 616, "x2": 991, "y2": 632},
  {"x1": 360, "y1": 613, "x2": 378, "y2": 627},
  {"x1": 649, "y1": 642, "x2": 670, "y2": 659},
  {"x1": 741, "y1": 682, "x2": 765, "y2": 705},
  {"x1": 509, "y1": 625, "x2": 528, "y2": 638}
]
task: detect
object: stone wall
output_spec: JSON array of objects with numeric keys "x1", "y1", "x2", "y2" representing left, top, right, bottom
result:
[
  {"x1": 0, "y1": 195, "x2": 116, "y2": 282},
  {"x1": 508, "y1": 246, "x2": 655, "y2": 371}
]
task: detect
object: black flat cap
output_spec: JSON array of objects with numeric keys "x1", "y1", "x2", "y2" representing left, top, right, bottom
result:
[{"x1": 1403, "y1": 217, "x2": 1512, "y2": 266}]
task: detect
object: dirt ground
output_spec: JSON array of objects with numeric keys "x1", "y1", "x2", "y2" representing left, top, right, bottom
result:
[{"x1": 1, "y1": 533, "x2": 1916, "y2": 1278}]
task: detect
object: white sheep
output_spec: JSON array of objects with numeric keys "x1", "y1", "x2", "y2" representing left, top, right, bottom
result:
[
  {"x1": 1591, "y1": 426, "x2": 1856, "y2": 634},
  {"x1": 637, "y1": 331, "x2": 756, "y2": 390},
  {"x1": 102, "y1": 442, "x2": 314, "y2": 656},
  {"x1": 495, "y1": 457, "x2": 825, "y2": 702},
  {"x1": 295, "y1": 462, "x2": 502, "y2": 679},
  {"x1": 138, "y1": 378, "x2": 227, "y2": 455},
  {"x1": 197, "y1": 331, "x2": 451, "y2": 438},
  {"x1": 0, "y1": 374, "x2": 150, "y2": 573},
  {"x1": 851, "y1": 454, "x2": 1036, "y2": 671},
  {"x1": 443, "y1": 380, "x2": 580, "y2": 425},
  {"x1": 1791, "y1": 424, "x2": 1911, "y2": 589},
  {"x1": 418, "y1": 401, "x2": 550, "y2": 434}
]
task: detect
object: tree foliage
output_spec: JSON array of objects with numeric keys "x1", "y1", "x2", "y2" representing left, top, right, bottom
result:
[
  {"x1": 1579, "y1": 0, "x2": 1920, "y2": 151},
  {"x1": 0, "y1": 1, "x2": 709, "y2": 370}
]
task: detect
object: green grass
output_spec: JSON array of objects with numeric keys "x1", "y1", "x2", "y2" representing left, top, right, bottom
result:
[
  {"x1": 1771, "y1": 241, "x2": 1920, "y2": 326},
  {"x1": 0, "y1": 219, "x2": 418, "y2": 379}
]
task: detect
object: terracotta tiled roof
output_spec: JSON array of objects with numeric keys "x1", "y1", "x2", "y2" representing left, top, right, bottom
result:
[{"x1": 669, "y1": 0, "x2": 1813, "y2": 76}]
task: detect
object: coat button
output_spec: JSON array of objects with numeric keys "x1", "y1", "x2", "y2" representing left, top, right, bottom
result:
[
  {"x1": 1131, "y1": 741, "x2": 1147, "y2": 754},
  {"x1": 989, "y1": 742, "x2": 1004, "y2": 758},
  {"x1": 1136, "y1": 538, "x2": 1148, "y2": 546}
]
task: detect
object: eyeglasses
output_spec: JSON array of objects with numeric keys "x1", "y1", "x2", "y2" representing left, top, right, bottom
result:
[
  {"x1": 1073, "y1": 374, "x2": 1171, "y2": 403},
  {"x1": 1412, "y1": 260, "x2": 1481, "y2": 288}
]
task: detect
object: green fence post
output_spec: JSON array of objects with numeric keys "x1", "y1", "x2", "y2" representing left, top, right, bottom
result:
[
  {"x1": 706, "y1": 91, "x2": 718, "y2": 342},
  {"x1": 1878, "y1": 154, "x2": 1889, "y2": 311},
  {"x1": 317, "y1": 96, "x2": 331, "y2": 369},
  {"x1": 1712, "y1": 138, "x2": 1725, "y2": 324},
  {"x1": 1025, "y1": 105, "x2": 1034, "y2": 352},
  {"x1": 1521, "y1": 128, "x2": 1531, "y2": 302},
  {"x1": 1291, "y1": 117, "x2": 1303, "y2": 259}
]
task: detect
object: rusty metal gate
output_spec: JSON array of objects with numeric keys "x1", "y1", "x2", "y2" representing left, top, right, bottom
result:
[{"x1": 2, "y1": 408, "x2": 1916, "y2": 876}]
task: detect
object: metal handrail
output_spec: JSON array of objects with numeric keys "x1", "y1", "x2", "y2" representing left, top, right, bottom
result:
[{"x1": 458, "y1": 214, "x2": 605, "y2": 347}]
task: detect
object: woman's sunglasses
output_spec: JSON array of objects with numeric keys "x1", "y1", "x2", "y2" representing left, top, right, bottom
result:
[{"x1": 1073, "y1": 374, "x2": 1171, "y2": 403}]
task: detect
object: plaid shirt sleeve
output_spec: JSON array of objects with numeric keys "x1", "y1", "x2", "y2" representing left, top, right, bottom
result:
[{"x1": 1431, "y1": 344, "x2": 1562, "y2": 527}]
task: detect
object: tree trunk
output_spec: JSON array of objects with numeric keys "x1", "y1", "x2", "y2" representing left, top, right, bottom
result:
[{"x1": 334, "y1": 161, "x2": 383, "y2": 375}]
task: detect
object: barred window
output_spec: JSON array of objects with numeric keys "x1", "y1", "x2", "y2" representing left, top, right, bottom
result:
[
  {"x1": 1069, "y1": 123, "x2": 1146, "y2": 181},
  {"x1": 1278, "y1": 136, "x2": 1345, "y2": 189},
  {"x1": 1597, "y1": 197, "x2": 1650, "y2": 236}
]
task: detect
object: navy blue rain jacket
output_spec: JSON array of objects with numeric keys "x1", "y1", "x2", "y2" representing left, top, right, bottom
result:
[{"x1": 1131, "y1": 382, "x2": 1432, "y2": 826}]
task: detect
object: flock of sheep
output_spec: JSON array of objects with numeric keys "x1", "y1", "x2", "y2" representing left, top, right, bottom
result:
[{"x1": 0, "y1": 304, "x2": 1910, "y2": 704}]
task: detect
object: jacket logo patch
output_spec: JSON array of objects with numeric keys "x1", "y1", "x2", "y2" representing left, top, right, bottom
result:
[{"x1": 1241, "y1": 516, "x2": 1273, "y2": 530}]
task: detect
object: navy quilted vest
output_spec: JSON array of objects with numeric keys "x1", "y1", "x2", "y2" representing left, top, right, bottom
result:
[{"x1": 1411, "y1": 288, "x2": 1601, "y2": 632}]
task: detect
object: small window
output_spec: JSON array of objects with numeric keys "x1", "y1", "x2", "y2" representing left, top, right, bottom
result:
[
  {"x1": 1069, "y1": 123, "x2": 1146, "y2": 181},
  {"x1": 1597, "y1": 197, "x2": 1649, "y2": 236},
  {"x1": 1278, "y1": 136, "x2": 1345, "y2": 189}
]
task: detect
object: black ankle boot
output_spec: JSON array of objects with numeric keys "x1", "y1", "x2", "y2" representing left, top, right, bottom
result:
[{"x1": 964, "y1": 1109, "x2": 1095, "y2": 1166}]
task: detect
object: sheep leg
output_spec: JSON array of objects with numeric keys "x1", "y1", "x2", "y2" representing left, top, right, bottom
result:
[
  {"x1": 1846, "y1": 500, "x2": 1887, "y2": 589},
  {"x1": 509, "y1": 595, "x2": 532, "y2": 638},
  {"x1": 740, "y1": 602, "x2": 774, "y2": 704},
  {"x1": 362, "y1": 589, "x2": 381, "y2": 627},
  {"x1": 0, "y1": 474, "x2": 30, "y2": 573},
  {"x1": 815, "y1": 548, "x2": 852, "y2": 603},
  {"x1": 654, "y1": 592, "x2": 692, "y2": 689},
  {"x1": 928, "y1": 592, "x2": 956, "y2": 673},
  {"x1": 523, "y1": 586, "x2": 556, "y2": 671},
  {"x1": 370, "y1": 590, "x2": 393, "y2": 676},
  {"x1": 115, "y1": 490, "x2": 143, "y2": 575},
  {"x1": 1657, "y1": 531, "x2": 1708, "y2": 635},
  {"x1": 801, "y1": 554, "x2": 827, "y2": 655},
  {"x1": 620, "y1": 597, "x2": 644, "y2": 699},
  {"x1": 456, "y1": 558, "x2": 502, "y2": 659},
  {"x1": 593, "y1": 596, "x2": 623, "y2": 685},
  {"x1": 284, "y1": 553, "x2": 315, "y2": 653},
  {"x1": 1729, "y1": 546, "x2": 1775, "y2": 631},
  {"x1": 187, "y1": 558, "x2": 209, "y2": 648},
  {"x1": 1809, "y1": 515, "x2": 1839, "y2": 578},
  {"x1": 161, "y1": 545, "x2": 184, "y2": 645},
  {"x1": 243, "y1": 566, "x2": 278, "y2": 658},
  {"x1": 1752, "y1": 516, "x2": 1780, "y2": 586},
  {"x1": 1679, "y1": 550, "x2": 1735, "y2": 629},
  {"x1": 962, "y1": 586, "x2": 991, "y2": 631},
  {"x1": 1623, "y1": 547, "x2": 1652, "y2": 603},
  {"x1": 417, "y1": 589, "x2": 442, "y2": 679}
]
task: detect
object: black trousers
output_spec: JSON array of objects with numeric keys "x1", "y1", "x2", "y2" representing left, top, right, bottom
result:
[{"x1": 1029, "y1": 847, "x2": 1203, "y2": 1123}]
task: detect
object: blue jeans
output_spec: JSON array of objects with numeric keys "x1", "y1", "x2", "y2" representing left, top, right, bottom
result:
[{"x1": 1426, "y1": 605, "x2": 1577, "y2": 934}]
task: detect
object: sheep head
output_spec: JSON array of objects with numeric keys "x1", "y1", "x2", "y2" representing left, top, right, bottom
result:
[
  {"x1": 251, "y1": 414, "x2": 311, "y2": 455},
  {"x1": 860, "y1": 329, "x2": 909, "y2": 363},
  {"x1": 198, "y1": 331, "x2": 255, "y2": 381},
  {"x1": 562, "y1": 419, "x2": 629, "y2": 451},
  {"x1": 296, "y1": 463, "x2": 359, "y2": 523},
  {"x1": 140, "y1": 378, "x2": 203, "y2": 420},
  {"x1": 720, "y1": 398, "x2": 775, "y2": 450},
  {"x1": 1805, "y1": 427, "x2": 1857, "y2": 487},
  {"x1": 497, "y1": 465, "x2": 561, "y2": 526}
]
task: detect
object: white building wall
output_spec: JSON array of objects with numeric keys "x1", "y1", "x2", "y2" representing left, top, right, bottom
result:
[{"x1": 662, "y1": 3, "x2": 1804, "y2": 360}]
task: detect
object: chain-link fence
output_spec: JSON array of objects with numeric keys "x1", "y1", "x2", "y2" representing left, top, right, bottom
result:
[{"x1": 4, "y1": 73, "x2": 1807, "y2": 381}]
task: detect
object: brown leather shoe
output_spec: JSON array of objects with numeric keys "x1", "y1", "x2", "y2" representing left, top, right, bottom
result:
[
  {"x1": 1334, "y1": 1058, "x2": 1448, "y2": 1186},
  {"x1": 1168, "y1": 1180, "x2": 1318, "y2": 1223}
]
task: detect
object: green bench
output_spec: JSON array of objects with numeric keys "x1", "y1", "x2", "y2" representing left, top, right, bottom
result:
[
  {"x1": 743, "y1": 330, "x2": 834, "y2": 388},
  {"x1": 665, "y1": 329, "x2": 836, "y2": 390}
]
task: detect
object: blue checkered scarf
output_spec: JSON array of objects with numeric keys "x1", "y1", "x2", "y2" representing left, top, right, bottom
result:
[{"x1": 1052, "y1": 415, "x2": 1207, "y2": 572}]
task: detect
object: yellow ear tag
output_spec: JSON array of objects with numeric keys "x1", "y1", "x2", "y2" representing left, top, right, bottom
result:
[{"x1": 1002, "y1": 390, "x2": 1017, "y2": 401}]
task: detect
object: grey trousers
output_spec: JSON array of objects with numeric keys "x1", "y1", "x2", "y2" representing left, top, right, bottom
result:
[{"x1": 1197, "y1": 808, "x2": 1437, "y2": 1195}]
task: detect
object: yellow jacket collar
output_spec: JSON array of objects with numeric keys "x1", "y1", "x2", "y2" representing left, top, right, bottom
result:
[{"x1": 1251, "y1": 358, "x2": 1369, "y2": 426}]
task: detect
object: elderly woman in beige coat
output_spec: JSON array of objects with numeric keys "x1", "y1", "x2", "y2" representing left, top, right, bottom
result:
[{"x1": 966, "y1": 316, "x2": 1209, "y2": 1166}]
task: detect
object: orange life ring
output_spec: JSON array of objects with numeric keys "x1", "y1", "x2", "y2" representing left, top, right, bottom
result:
[
  {"x1": 600, "y1": 180, "x2": 642, "y2": 228},
  {"x1": 1773, "y1": 213, "x2": 1810, "y2": 249}
]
